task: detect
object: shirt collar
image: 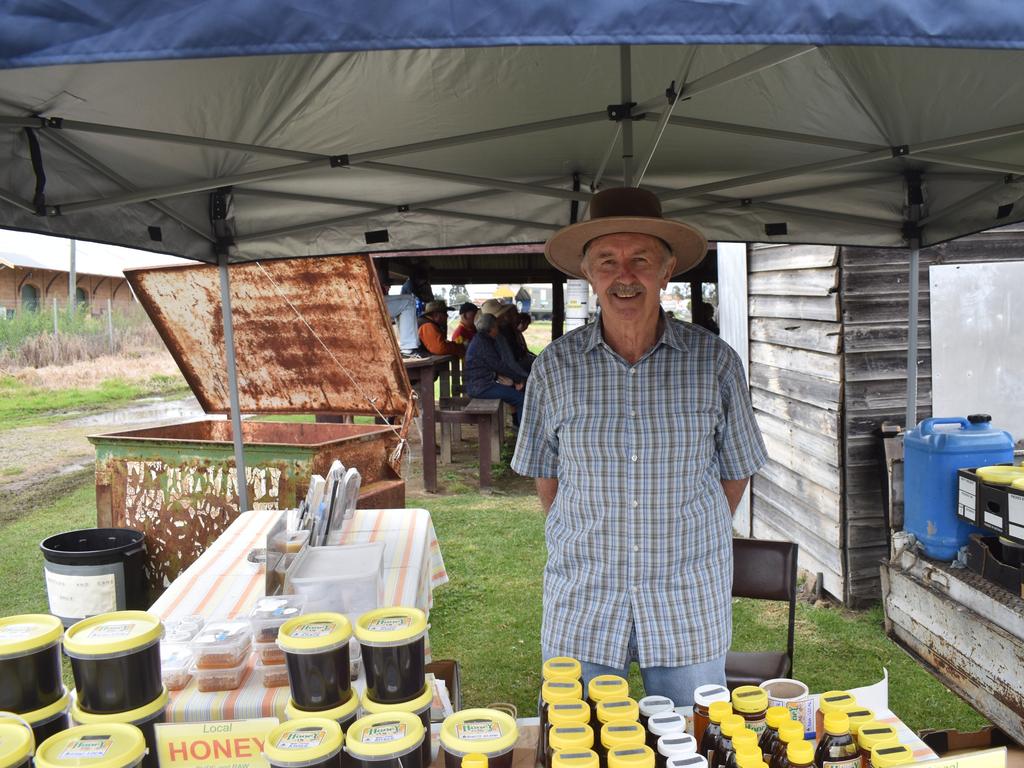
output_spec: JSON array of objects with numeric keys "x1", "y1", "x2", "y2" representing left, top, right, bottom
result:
[{"x1": 582, "y1": 310, "x2": 689, "y2": 354}]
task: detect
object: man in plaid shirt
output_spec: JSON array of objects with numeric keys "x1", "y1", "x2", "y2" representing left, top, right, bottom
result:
[{"x1": 512, "y1": 187, "x2": 767, "y2": 704}]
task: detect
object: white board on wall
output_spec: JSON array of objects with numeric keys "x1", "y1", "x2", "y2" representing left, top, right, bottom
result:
[{"x1": 931, "y1": 261, "x2": 1024, "y2": 444}]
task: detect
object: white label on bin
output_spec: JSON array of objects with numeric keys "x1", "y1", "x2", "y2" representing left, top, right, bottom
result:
[
  {"x1": 984, "y1": 512, "x2": 1003, "y2": 529},
  {"x1": 367, "y1": 615, "x2": 413, "y2": 632},
  {"x1": 1009, "y1": 495, "x2": 1024, "y2": 526},
  {"x1": 455, "y1": 720, "x2": 501, "y2": 741},
  {"x1": 277, "y1": 728, "x2": 326, "y2": 750},
  {"x1": 361, "y1": 722, "x2": 407, "y2": 744},
  {"x1": 60, "y1": 736, "x2": 113, "y2": 759},
  {"x1": 958, "y1": 477, "x2": 977, "y2": 520},
  {"x1": 44, "y1": 568, "x2": 117, "y2": 620},
  {"x1": 290, "y1": 621, "x2": 335, "y2": 638}
]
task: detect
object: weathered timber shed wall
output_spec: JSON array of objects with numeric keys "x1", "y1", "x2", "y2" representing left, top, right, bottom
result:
[{"x1": 746, "y1": 231, "x2": 1024, "y2": 605}]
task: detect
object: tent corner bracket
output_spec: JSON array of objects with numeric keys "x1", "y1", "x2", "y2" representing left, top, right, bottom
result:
[
  {"x1": 607, "y1": 102, "x2": 643, "y2": 122},
  {"x1": 330, "y1": 154, "x2": 350, "y2": 168}
]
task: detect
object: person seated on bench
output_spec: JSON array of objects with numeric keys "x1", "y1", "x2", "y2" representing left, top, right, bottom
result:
[
  {"x1": 465, "y1": 312, "x2": 526, "y2": 426},
  {"x1": 452, "y1": 302, "x2": 479, "y2": 348},
  {"x1": 418, "y1": 300, "x2": 465, "y2": 358}
]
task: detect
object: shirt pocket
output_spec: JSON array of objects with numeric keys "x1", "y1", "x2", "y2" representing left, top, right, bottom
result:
[{"x1": 654, "y1": 409, "x2": 719, "y2": 503}]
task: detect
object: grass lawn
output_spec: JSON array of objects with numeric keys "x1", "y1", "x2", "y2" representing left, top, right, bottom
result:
[{"x1": 0, "y1": 374, "x2": 190, "y2": 430}]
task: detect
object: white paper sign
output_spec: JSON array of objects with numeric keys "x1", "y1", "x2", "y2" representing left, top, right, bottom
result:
[{"x1": 45, "y1": 568, "x2": 117, "y2": 619}]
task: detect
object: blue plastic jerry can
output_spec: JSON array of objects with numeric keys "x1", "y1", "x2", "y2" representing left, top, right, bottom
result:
[{"x1": 903, "y1": 415, "x2": 1014, "y2": 561}]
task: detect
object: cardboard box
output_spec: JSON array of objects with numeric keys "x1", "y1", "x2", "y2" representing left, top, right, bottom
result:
[
  {"x1": 426, "y1": 659, "x2": 462, "y2": 719},
  {"x1": 920, "y1": 726, "x2": 1024, "y2": 768},
  {"x1": 965, "y1": 535, "x2": 1024, "y2": 598}
]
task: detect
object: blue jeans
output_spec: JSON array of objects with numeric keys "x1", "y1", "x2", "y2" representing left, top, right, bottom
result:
[
  {"x1": 385, "y1": 294, "x2": 419, "y2": 353},
  {"x1": 543, "y1": 627, "x2": 726, "y2": 707},
  {"x1": 473, "y1": 382, "x2": 525, "y2": 425}
]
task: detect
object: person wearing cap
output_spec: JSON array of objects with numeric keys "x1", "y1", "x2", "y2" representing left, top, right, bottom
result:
[
  {"x1": 452, "y1": 302, "x2": 479, "y2": 347},
  {"x1": 511, "y1": 187, "x2": 768, "y2": 705},
  {"x1": 480, "y1": 299, "x2": 531, "y2": 380},
  {"x1": 464, "y1": 312, "x2": 527, "y2": 426},
  {"x1": 418, "y1": 299, "x2": 465, "y2": 358}
]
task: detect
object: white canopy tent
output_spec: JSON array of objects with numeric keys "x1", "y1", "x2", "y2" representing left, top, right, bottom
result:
[{"x1": 4, "y1": 3, "x2": 1024, "y2": 507}]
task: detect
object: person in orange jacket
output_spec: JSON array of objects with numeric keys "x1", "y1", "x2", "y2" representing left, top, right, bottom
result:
[{"x1": 417, "y1": 300, "x2": 465, "y2": 357}]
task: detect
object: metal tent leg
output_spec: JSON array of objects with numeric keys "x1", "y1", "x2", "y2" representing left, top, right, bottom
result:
[
  {"x1": 905, "y1": 235, "x2": 921, "y2": 431},
  {"x1": 218, "y1": 252, "x2": 250, "y2": 513}
]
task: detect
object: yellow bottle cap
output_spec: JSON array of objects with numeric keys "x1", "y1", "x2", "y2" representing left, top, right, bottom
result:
[
  {"x1": 462, "y1": 754, "x2": 489, "y2": 768},
  {"x1": 823, "y1": 712, "x2": 850, "y2": 736},
  {"x1": 543, "y1": 657, "x2": 583, "y2": 683},
  {"x1": 818, "y1": 692, "x2": 856, "y2": 715},
  {"x1": 544, "y1": 680, "x2": 584, "y2": 705},
  {"x1": 439, "y1": 709, "x2": 519, "y2": 757},
  {"x1": 720, "y1": 716, "x2": 746, "y2": 739},
  {"x1": 734, "y1": 746, "x2": 763, "y2": 768},
  {"x1": 0, "y1": 614, "x2": 63, "y2": 659},
  {"x1": 765, "y1": 707, "x2": 791, "y2": 729},
  {"x1": 857, "y1": 723, "x2": 899, "y2": 751},
  {"x1": 601, "y1": 722, "x2": 646, "y2": 750},
  {"x1": 277, "y1": 613, "x2": 352, "y2": 654},
  {"x1": 845, "y1": 709, "x2": 874, "y2": 737},
  {"x1": 553, "y1": 750, "x2": 599, "y2": 768},
  {"x1": 731, "y1": 687, "x2": 769, "y2": 715},
  {"x1": 777, "y1": 721, "x2": 805, "y2": 744},
  {"x1": 588, "y1": 675, "x2": 629, "y2": 702},
  {"x1": 549, "y1": 701, "x2": 590, "y2": 726},
  {"x1": 607, "y1": 745, "x2": 656, "y2": 768},
  {"x1": 731, "y1": 730, "x2": 759, "y2": 752},
  {"x1": 354, "y1": 607, "x2": 427, "y2": 646},
  {"x1": 787, "y1": 741, "x2": 815, "y2": 766},
  {"x1": 359, "y1": 685, "x2": 431, "y2": 717},
  {"x1": 0, "y1": 721, "x2": 34, "y2": 768},
  {"x1": 596, "y1": 698, "x2": 639, "y2": 724},
  {"x1": 263, "y1": 719, "x2": 343, "y2": 766},
  {"x1": 35, "y1": 724, "x2": 146, "y2": 768},
  {"x1": 550, "y1": 724, "x2": 594, "y2": 752},
  {"x1": 871, "y1": 744, "x2": 914, "y2": 768},
  {"x1": 63, "y1": 612, "x2": 162, "y2": 658},
  {"x1": 708, "y1": 701, "x2": 733, "y2": 724},
  {"x1": 71, "y1": 687, "x2": 168, "y2": 726},
  {"x1": 346, "y1": 712, "x2": 425, "y2": 759}
]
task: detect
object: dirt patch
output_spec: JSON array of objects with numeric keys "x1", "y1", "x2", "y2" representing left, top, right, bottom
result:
[{"x1": 0, "y1": 466, "x2": 94, "y2": 527}]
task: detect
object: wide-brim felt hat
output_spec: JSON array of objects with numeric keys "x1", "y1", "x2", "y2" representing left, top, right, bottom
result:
[{"x1": 545, "y1": 187, "x2": 708, "y2": 279}]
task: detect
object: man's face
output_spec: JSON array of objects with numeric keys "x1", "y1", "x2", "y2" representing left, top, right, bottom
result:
[
  {"x1": 582, "y1": 232, "x2": 672, "y2": 329},
  {"x1": 462, "y1": 309, "x2": 478, "y2": 325},
  {"x1": 427, "y1": 310, "x2": 447, "y2": 325},
  {"x1": 497, "y1": 309, "x2": 515, "y2": 329}
]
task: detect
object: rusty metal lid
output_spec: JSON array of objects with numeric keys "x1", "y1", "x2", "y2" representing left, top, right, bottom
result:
[{"x1": 126, "y1": 255, "x2": 413, "y2": 416}]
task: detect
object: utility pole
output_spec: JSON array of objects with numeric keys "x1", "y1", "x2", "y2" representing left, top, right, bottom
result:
[{"x1": 69, "y1": 240, "x2": 77, "y2": 314}]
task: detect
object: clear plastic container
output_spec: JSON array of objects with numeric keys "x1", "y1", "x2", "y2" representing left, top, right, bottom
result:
[
  {"x1": 254, "y1": 640, "x2": 287, "y2": 665},
  {"x1": 194, "y1": 658, "x2": 248, "y2": 692},
  {"x1": 284, "y1": 543, "x2": 384, "y2": 619},
  {"x1": 160, "y1": 643, "x2": 195, "y2": 691},
  {"x1": 249, "y1": 595, "x2": 308, "y2": 644},
  {"x1": 163, "y1": 615, "x2": 205, "y2": 644},
  {"x1": 191, "y1": 620, "x2": 252, "y2": 669},
  {"x1": 256, "y1": 659, "x2": 290, "y2": 688}
]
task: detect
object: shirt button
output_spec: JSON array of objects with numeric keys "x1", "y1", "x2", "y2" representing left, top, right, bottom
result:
[
  {"x1": 633, "y1": 545, "x2": 639, "y2": 553},
  {"x1": 630, "y1": 410, "x2": 636, "y2": 417},
  {"x1": 631, "y1": 585, "x2": 639, "y2": 593},
  {"x1": 631, "y1": 500, "x2": 638, "y2": 508},
  {"x1": 629, "y1": 368, "x2": 636, "y2": 375},
  {"x1": 630, "y1": 455, "x2": 638, "y2": 462}
]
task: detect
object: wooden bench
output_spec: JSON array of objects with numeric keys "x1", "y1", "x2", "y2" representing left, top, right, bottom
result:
[{"x1": 437, "y1": 398, "x2": 503, "y2": 490}]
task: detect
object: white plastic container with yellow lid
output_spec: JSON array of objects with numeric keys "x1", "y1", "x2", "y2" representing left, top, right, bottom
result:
[
  {"x1": 278, "y1": 613, "x2": 353, "y2": 712},
  {"x1": 70, "y1": 688, "x2": 168, "y2": 768},
  {"x1": 0, "y1": 719, "x2": 34, "y2": 768},
  {"x1": 346, "y1": 711, "x2": 426, "y2": 768},
  {"x1": 439, "y1": 709, "x2": 518, "y2": 768},
  {"x1": 35, "y1": 723, "x2": 147, "y2": 768},
  {"x1": 354, "y1": 608, "x2": 427, "y2": 705},
  {"x1": 359, "y1": 685, "x2": 433, "y2": 767},
  {"x1": 264, "y1": 718, "x2": 344, "y2": 768},
  {"x1": 19, "y1": 688, "x2": 70, "y2": 746},
  {"x1": 285, "y1": 693, "x2": 360, "y2": 729},
  {"x1": 0, "y1": 614, "x2": 64, "y2": 714},
  {"x1": 279, "y1": 614, "x2": 352, "y2": 654}
]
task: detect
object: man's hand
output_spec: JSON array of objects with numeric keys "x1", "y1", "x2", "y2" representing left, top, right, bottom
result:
[
  {"x1": 721, "y1": 477, "x2": 750, "y2": 515},
  {"x1": 536, "y1": 477, "x2": 558, "y2": 514},
  {"x1": 496, "y1": 375, "x2": 513, "y2": 386},
  {"x1": 515, "y1": 382, "x2": 525, "y2": 391}
]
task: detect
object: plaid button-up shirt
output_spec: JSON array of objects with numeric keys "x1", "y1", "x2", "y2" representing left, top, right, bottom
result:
[{"x1": 511, "y1": 315, "x2": 768, "y2": 667}]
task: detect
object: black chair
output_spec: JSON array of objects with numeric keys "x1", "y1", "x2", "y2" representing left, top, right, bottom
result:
[{"x1": 726, "y1": 537, "x2": 798, "y2": 690}]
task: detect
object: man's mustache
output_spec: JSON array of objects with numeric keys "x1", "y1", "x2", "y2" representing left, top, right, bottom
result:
[{"x1": 608, "y1": 282, "x2": 645, "y2": 297}]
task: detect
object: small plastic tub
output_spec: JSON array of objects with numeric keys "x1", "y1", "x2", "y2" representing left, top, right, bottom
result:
[
  {"x1": 278, "y1": 613, "x2": 353, "y2": 712},
  {"x1": 666, "y1": 756, "x2": 708, "y2": 768},
  {"x1": 35, "y1": 724, "x2": 146, "y2": 768},
  {"x1": 162, "y1": 616, "x2": 204, "y2": 644},
  {"x1": 346, "y1": 712, "x2": 426, "y2": 768},
  {"x1": 160, "y1": 644, "x2": 194, "y2": 692},
  {"x1": 194, "y1": 658, "x2": 249, "y2": 692},
  {"x1": 191, "y1": 620, "x2": 252, "y2": 669},
  {"x1": 286, "y1": 695, "x2": 360, "y2": 768},
  {"x1": 264, "y1": 718, "x2": 343, "y2": 768},
  {"x1": 360, "y1": 685, "x2": 433, "y2": 768},
  {"x1": 255, "y1": 641, "x2": 287, "y2": 665},
  {"x1": 71, "y1": 687, "x2": 168, "y2": 768},
  {"x1": 354, "y1": 608, "x2": 427, "y2": 705},
  {"x1": 0, "y1": 614, "x2": 64, "y2": 713},
  {"x1": 250, "y1": 595, "x2": 308, "y2": 644},
  {"x1": 440, "y1": 709, "x2": 519, "y2": 768},
  {"x1": 257, "y1": 660, "x2": 291, "y2": 688},
  {"x1": 0, "y1": 718, "x2": 34, "y2": 768},
  {"x1": 63, "y1": 612, "x2": 163, "y2": 715},
  {"x1": 657, "y1": 734, "x2": 697, "y2": 768},
  {"x1": 21, "y1": 689, "x2": 70, "y2": 746}
]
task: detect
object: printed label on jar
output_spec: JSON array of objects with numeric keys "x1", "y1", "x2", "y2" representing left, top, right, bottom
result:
[
  {"x1": 745, "y1": 720, "x2": 767, "y2": 736},
  {"x1": 60, "y1": 736, "x2": 113, "y2": 760},
  {"x1": 455, "y1": 720, "x2": 502, "y2": 741},
  {"x1": 362, "y1": 722, "x2": 407, "y2": 744},
  {"x1": 291, "y1": 621, "x2": 335, "y2": 639},
  {"x1": 277, "y1": 728, "x2": 326, "y2": 750},
  {"x1": 87, "y1": 622, "x2": 136, "y2": 639},
  {"x1": 823, "y1": 759, "x2": 861, "y2": 768},
  {"x1": 367, "y1": 616, "x2": 414, "y2": 632},
  {"x1": 550, "y1": 662, "x2": 575, "y2": 668},
  {"x1": 0, "y1": 623, "x2": 40, "y2": 640}
]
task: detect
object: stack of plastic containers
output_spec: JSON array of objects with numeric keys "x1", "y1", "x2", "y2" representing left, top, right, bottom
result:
[
  {"x1": 190, "y1": 620, "x2": 253, "y2": 692},
  {"x1": 63, "y1": 611, "x2": 166, "y2": 768},
  {"x1": 159, "y1": 616, "x2": 204, "y2": 692},
  {"x1": 0, "y1": 614, "x2": 69, "y2": 747},
  {"x1": 250, "y1": 595, "x2": 306, "y2": 688},
  {"x1": 355, "y1": 607, "x2": 431, "y2": 765}
]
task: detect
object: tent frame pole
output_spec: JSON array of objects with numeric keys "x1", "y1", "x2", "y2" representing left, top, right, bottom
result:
[
  {"x1": 357, "y1": 161, "x2": 589, "y2": 201},
  {"x1": 218, "y1": 252, "x2": 250, "y2": 514},
  {"x1": 906, "y1": 233, "x2": 921, "y2": 430},
  {"x1": 620, "y1": 45, "x2": 634, "y2": 186},
  {"x1": 651, "y1": 113, "x2": 882, "y2": 153},
  {"x1": 913, "y1": 152, "x2": 1024, "y2": 176}
]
